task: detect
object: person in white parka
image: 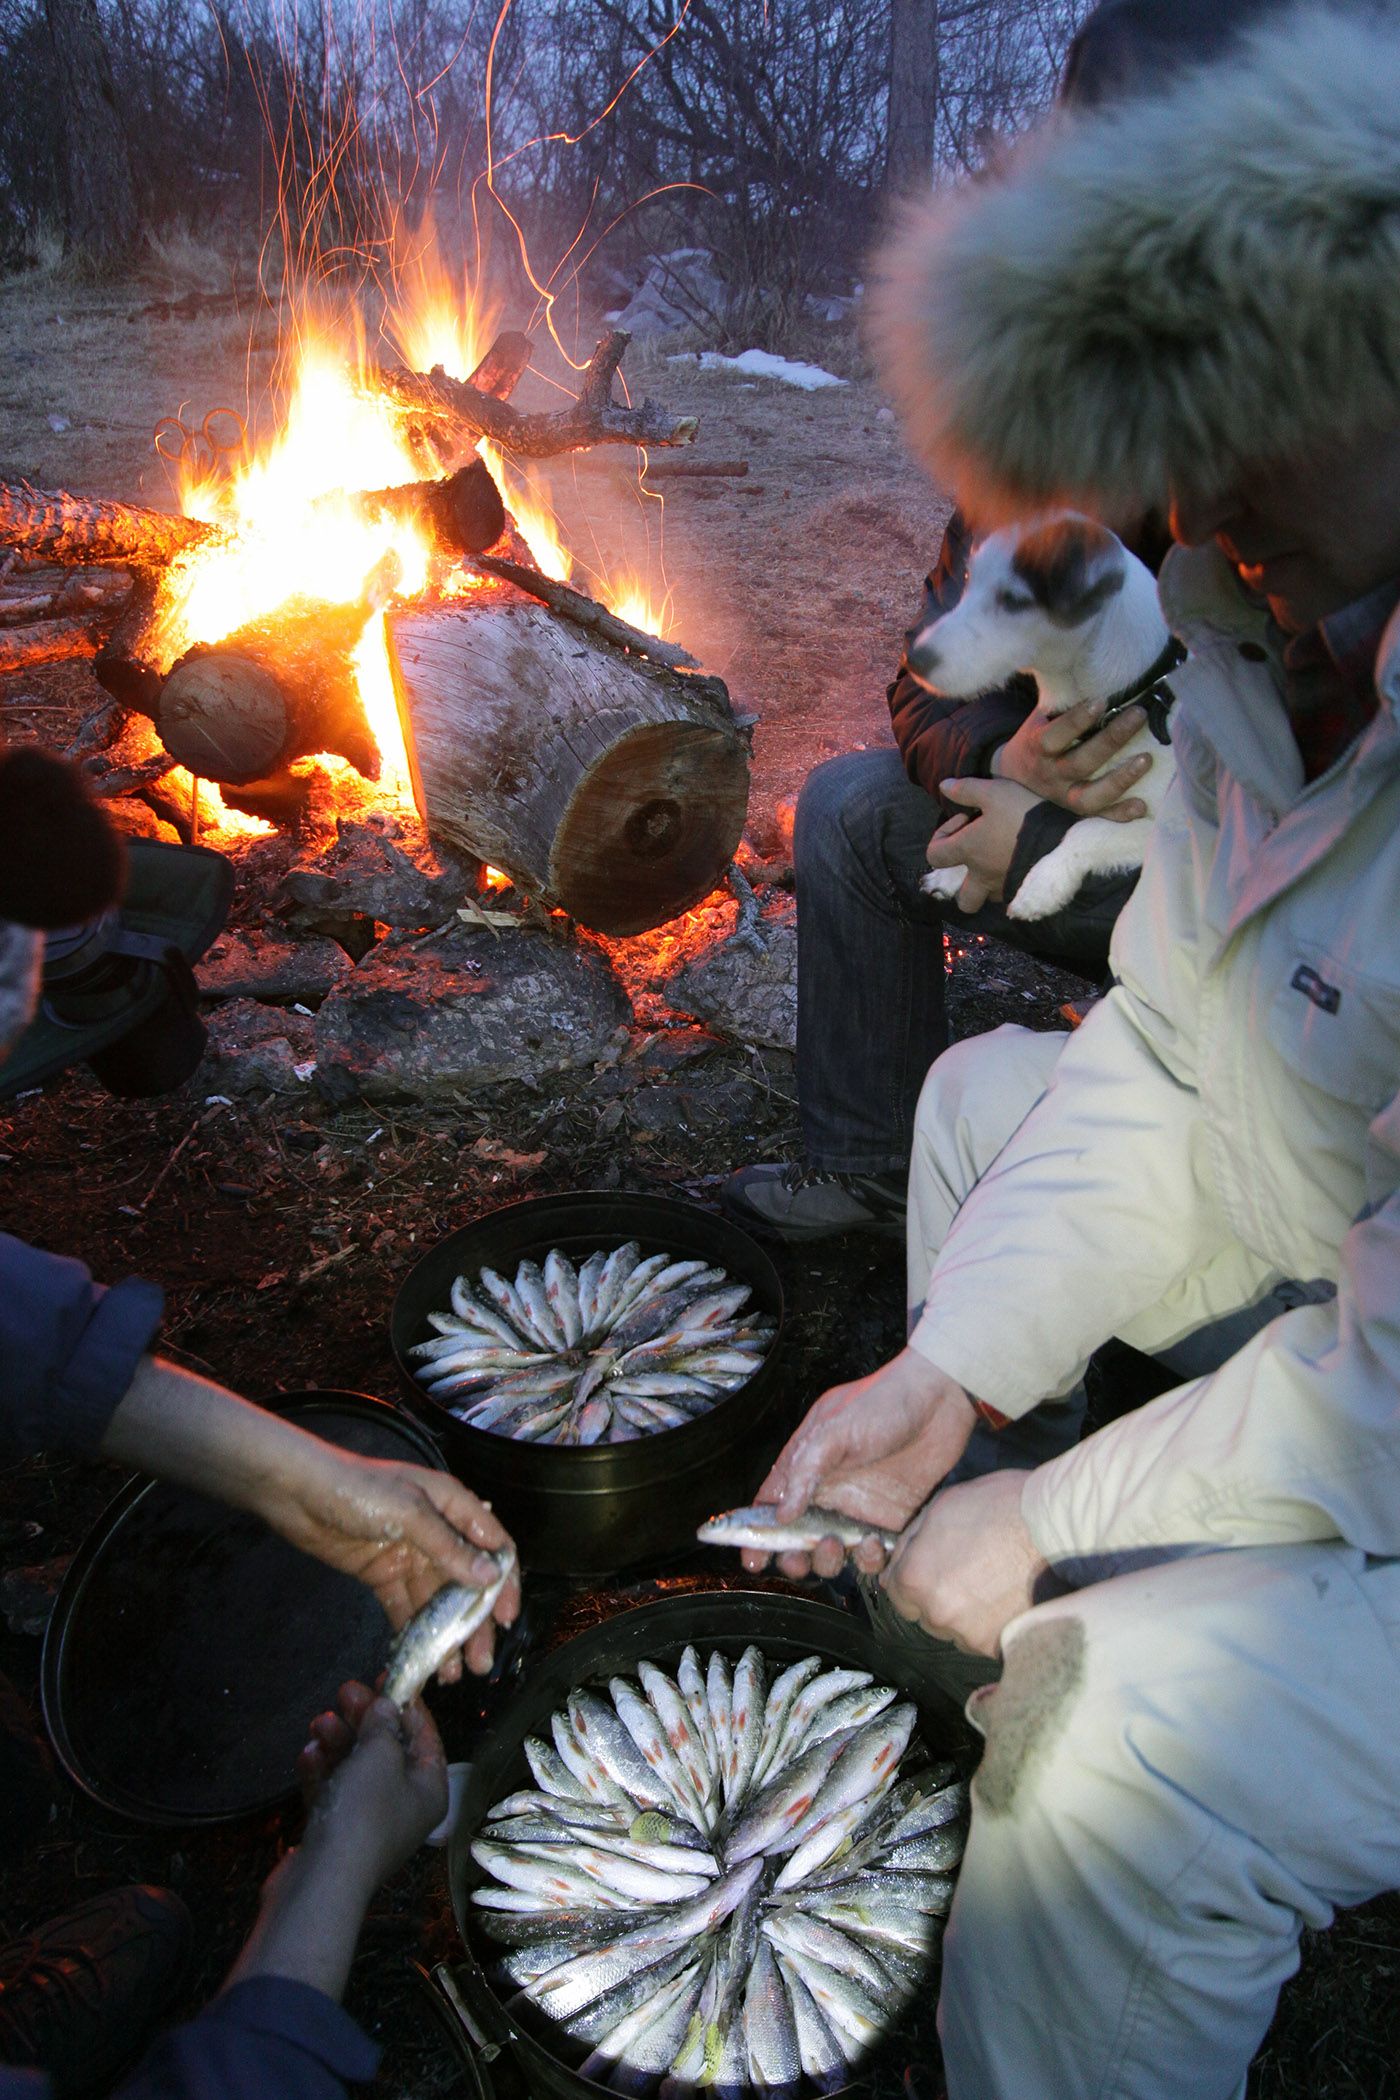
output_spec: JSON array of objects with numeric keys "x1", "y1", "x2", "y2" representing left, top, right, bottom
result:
[{"x1": 749, "y1": 5, "x2": 1400, "y2": 2096}]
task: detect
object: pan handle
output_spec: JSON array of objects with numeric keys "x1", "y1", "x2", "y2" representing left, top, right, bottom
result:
[{"x1": 407, "y1": 1959, "x2": 508, "y2": 2100}]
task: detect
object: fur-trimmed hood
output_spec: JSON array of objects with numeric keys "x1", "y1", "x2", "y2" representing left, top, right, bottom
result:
[{"x1": 871, "y1": 4, "x2": 1400, "y2": 522}]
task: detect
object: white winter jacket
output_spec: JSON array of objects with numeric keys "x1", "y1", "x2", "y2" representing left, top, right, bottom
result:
[{"x1": 911, "y1": 541, "x2": 1400, "y2": 1562}]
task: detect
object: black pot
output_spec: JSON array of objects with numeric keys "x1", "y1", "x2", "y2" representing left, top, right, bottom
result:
[
  {"x1": 443, "y1": 1587, "x2": 970, "y2": 2100},
  {"x1": 41, "y1": 1391, "x2": 443, "y2": 1826},
  {"x1": 391, "y1": 1192, "x2": 789, "y2": 1576}
]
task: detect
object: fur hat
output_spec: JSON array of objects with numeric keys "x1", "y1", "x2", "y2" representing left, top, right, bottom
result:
[{"x1": 871, "y1": 4, "x2": 1400, "y2": 522}]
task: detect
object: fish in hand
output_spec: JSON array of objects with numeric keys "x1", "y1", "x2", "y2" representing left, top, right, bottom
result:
[
  {"x1": 380, "y1": 1547, "x2": 517, "y2": 1707},
  {"x1": 696, "y1": 1503, "x2": 899, "y2": 1559}
]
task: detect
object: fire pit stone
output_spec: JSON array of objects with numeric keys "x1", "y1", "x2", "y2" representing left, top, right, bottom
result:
[
  {"x1": 278, "y1": 819, "x2": 476, "y2": 935},
  {"x1": 663, "y1": 889, "x2": 797, "y2": 1051},
  {"x1": 313, "y1": 923, "x2": 630, "y2": 1103},
  {"x1": 199, "y1": 999, "x2": 317, "y2": 1097}
]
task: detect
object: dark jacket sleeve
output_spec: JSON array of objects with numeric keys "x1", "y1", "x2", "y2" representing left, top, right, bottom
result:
[
  {"x1": 887, "y1": 508, "x2": 1039, "y2": 805},
  {"x1": 107, "y1": 1979, "x2": 379, "y2": 2100},
  {"x1": 0, "y1": 1233, "x2": 163, "y2": 1462}
]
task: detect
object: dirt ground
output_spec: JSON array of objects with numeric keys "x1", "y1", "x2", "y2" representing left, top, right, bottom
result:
[{"x1": 1, "y1": 268, "x2": 1397, "y2": 2099}]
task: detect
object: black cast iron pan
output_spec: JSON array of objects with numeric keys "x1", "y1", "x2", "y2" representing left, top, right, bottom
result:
[
  {"x1": 391, "y1": 1192, "x2": 790, "y2": 1576},
  {"x1": 443, "y1": 1587, "x2": 971, "y2": 2100},
  {"x1": 41, "y1": 1390, "x2": 444, "y2": 1826}
]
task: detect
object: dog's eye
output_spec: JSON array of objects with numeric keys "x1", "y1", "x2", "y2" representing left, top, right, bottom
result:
[{"x1": 995, "y1": 587, "x2": 1036, "y2": 613}]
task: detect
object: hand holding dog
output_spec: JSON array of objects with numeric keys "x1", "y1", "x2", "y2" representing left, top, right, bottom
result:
[
  {"x1": 926, "y1": 777, "x2": 1040, "y2": 911},
  {"x1": 992, "y1": 697, "x2": 1153, "y2": 817}
]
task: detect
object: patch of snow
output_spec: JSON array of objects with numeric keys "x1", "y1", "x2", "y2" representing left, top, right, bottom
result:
[{"x1": 671, "y1": 348, "x2": 848, "y2": 391}]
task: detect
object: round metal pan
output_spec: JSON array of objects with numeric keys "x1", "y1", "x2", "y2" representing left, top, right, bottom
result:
[
  {"x1": 391, "y1": 1192, "x2": 790, "y2": 1576},
  {"x1": 445, "y1": 1586, "x2": 971, "y2": 2100},
  {"x1": 41, "y1": 1390, "x2": 444, "y2": 1827}
]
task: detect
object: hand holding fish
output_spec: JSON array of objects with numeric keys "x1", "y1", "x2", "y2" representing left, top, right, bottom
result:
[
  {"x1": 881, "y1": 1471, "x2": 1048, "y2": 1656},
  {"x1": 260, "y1": 1451, "x2": 521, "y2": 1677},
  {"x1": 298, "y1": 1679, "x2": 449, "y2": 1878},
  {"x1": 743, "y1": 1347, "x2": 978, "y2": 1580},
  {"x1": 228, "y1": 1682, "x2": 449, "y2": 2001}
]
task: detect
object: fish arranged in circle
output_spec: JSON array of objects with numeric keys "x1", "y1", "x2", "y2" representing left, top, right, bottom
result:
[
  {"x1": 470, "y1": 1646, "x2": 966, "y2": 2092},
  {"x1": 409, "y1": 1244, "x2": 776, "y2": 1445}
]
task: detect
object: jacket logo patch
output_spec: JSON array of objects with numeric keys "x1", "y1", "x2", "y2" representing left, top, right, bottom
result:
[{"x1": 1291, "y1": 964, "x2": 1341, "y2": 1015}]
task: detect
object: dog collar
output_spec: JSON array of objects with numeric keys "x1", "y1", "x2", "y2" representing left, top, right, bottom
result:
[{"x1": 1096, "y1": 634, "x2": 1187, "y2": 745}]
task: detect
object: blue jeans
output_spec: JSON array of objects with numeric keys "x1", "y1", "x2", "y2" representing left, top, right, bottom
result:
[{"x1": 794, "y1": 749, "x2": 1116, "y2": 1173}]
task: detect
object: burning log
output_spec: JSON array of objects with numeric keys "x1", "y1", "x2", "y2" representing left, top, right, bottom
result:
[
  {"x1": 312, "y1": 460, "x2": 505, "y2": 559},
  {"x1": 469, "y1": 553, "x2": 698, "y2": 671},
  {"x1": 387, "y1": 590, "x2": 750, "y2": 937},
  {"x1": 375, "y1": 330, "x2": 698, "y2": 460},
  {"x1": 0, "y1": 481, "x2": 224, "y2": 567},
  {"x1": 94, "y1": 569, "x2": 166, "y2": 713},
  {"x1": 0, "y1": 616, "x2": 105, "y2": 674},
  {"x1": 154, "y1": 595, "x2": 383, "y2": 784}
]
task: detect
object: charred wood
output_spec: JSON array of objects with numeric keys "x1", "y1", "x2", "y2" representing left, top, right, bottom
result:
[
  {"x1": 374, "y1": 330, "x2": 698, "y2": 459},
  {"x1": 155, "y1": 595, "x2": 381, "y2": 784},
  {"x1": 468, "y1": 552, "x2": 699, "y2": 672}
]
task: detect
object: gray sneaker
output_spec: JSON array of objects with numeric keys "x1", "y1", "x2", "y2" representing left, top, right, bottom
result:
[{"x1": 722, "y1": 1161, "x2": 906, "y2": 1240}]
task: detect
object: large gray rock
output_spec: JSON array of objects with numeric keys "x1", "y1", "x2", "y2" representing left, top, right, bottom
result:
[
  {"x1": 663, "y1": 892, "x2": 796, "y2": 1051},
  {"x1": 608, "y1": 248, "x2": 726, "y2": 336},
  {"x1": 314, "y1": 926, "x2": 630, "y2": 1102},
  {"x1": 199, "y1": 999, "x2": 317, "y2": 1096},
  {"x1": 280, "y1": 820, "x2": 474, "y2": 934}
]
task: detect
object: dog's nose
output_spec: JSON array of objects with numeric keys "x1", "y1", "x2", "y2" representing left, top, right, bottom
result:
[{"x1": 907, "y1": 639, "x2": 940, "y2": 687}]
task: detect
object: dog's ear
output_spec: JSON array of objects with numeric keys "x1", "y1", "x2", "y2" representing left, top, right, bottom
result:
[{"x1": 1010, "y1": 518, "x2": 1125, "y2": 627}]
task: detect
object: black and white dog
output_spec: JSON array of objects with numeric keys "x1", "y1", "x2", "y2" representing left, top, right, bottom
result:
[{"x1": 909, "y1": 515, "x2": 1183, "y2": 921}]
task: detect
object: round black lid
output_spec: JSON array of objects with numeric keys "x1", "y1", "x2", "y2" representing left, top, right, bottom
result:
[{"x1": 42, "y1": 1391, "x2": 444, "y2": 1826}]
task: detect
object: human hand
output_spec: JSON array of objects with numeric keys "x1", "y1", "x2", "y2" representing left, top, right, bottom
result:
[
  {"x1": 298, "y1": 1680, "x2": 448, "y2": 1889},
  {"x1": 257, "y1": 1452, "x2": 521, "y2": 1680},
  {"x1": 741, "y1": 1348, "x2": 977, "y2": 1581},
  {"x1": 881, "y1": 1470, "x2": 1047, "y2": 1656},
  {"x1": 925, "y1": 777, "x2": 1041, "y2": 912},
  {"x1": 993, "y1": 699, "x2": 1153, "y2": 817}
]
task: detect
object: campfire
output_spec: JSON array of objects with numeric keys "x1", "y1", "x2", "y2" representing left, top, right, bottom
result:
[{"x1": 1, "y1": 302, "x2": 754, "y2": 942}]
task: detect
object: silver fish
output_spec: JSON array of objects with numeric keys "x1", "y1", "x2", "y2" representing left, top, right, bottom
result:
[
  {"x1": 449, "y1": 1275, "x2": 524, "y2": 1348},
  {"x1": 680, "y1": 1646, "x2": 722, "y2": 1797},
  {"x1": 723, "y1": 1729, "x2": 852, "y2": 1865},
  {"x1": 773, "y1": 1949, "x2": 847, "y2": 2090},
  {"x1": 470, "y1": 1838, "x2": 630, "y2": 1911},
  {"x1": 742, "y1": 1935, "x2": 801, "y2": 2092},
  {"x1": 779, "y1": 1705, "x2": 917, "y2": 1855},
  {"x1": 723, "y1": 1646, "x2": 766, "y2": 1809},
  {"x1": 515, "y1": 1258, "x2": 567, "y2": 1351},
  {"x1": 381, "y1": 1550, "x2": 515, "y2": 1707},
  {"x1": 533, "y1": 1857, "x2": 762, "y2": 2021},
  {"x1": 580, "y1": 1959, "x2": 705, "y2": 2085},
  {"x1": 576, "y1": 1250, "x2": 610, "y2": 1339},
  {"x1": 749, "y1": 1655, "x2": 825, "y2": 1789},
  {"x1": 524, "y1": 1735, "x2": 592, "y2": 1803},
  {"x1": 771, "y1": 1795, "x2": 876, "y2": 1891},
  {"x1": 801, "y1": 1875, "x2": 951, "y2": 1945},
  {"x1": 608, "y1": 1251, "x2": 675, "y2": 1322},
  {"x1": 637, "y1": 1659, "x2": 717, "y2": 1828},
  {"x1": 769, "y1": 1668, "x2": 874, "y2": 1768},
  {"x1": 545, "y1": 1248, "x2": 583, "y2": 1348},
  {"x1": 680, "y1": 1284, "x2": 753, "y2": 1330},
  {"x1": 705, "y1": 1651, "x2": 735, "y2": 1797},
  {"x1": 479, "y1": 1265, "x2": 550, "y2": 1349},
  {"x1": 763, "y1": 1908, "x2": 891, "y2": 1998},
  {"x1": 594, "y1": 1241, "x2": 642, "y2": 1327},
  {"x1": 610, "y1": 1676, "x2": 706, "y2": 1825},
  {"x1": 504, "y1": 1839, "x2": 712, "y2": 1907},
  {"x1": 569, "y1": 1689, "x2": 675, "y2": 1811}
]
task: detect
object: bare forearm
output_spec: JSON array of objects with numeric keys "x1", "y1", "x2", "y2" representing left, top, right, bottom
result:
[
  {"x1": 98, "y1": 1355, "x2": 330, "y2": 1515},
  {"x1": 224, "y1": 1835, "x2": 378, "y2": 2002}
]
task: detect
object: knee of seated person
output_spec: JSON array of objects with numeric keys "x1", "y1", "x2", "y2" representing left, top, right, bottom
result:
[{"x1": 794, "y1": 749, "x2": 908, "y2": 864}]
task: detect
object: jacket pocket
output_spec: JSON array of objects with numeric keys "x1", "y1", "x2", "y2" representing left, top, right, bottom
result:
[{"x1": 1266, "y1": 946, "x2": 1400, "y2": 1116}]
